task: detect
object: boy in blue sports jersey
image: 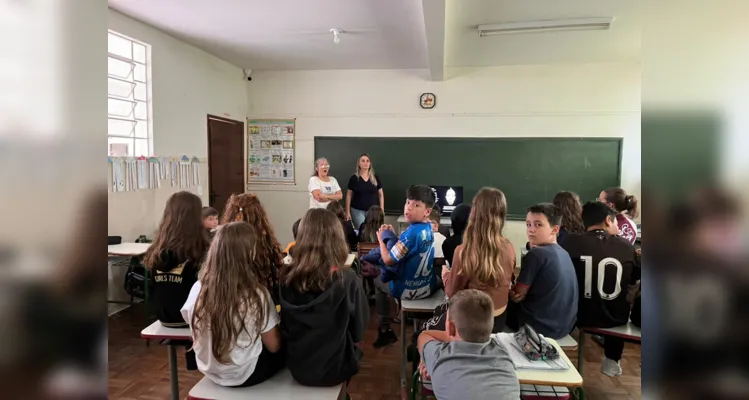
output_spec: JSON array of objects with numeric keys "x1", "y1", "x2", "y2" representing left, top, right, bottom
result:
[{"x1": 373, "y1": 184, "x2": 438, "y2": 348}]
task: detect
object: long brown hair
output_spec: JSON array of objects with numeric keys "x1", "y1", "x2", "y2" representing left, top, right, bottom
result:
[
  {"x1": 553, "y1": 191, "x2": 585, "y2": 234},
  {"x1": 326, "y1": 201, "x2": 346, "y2": 222},
  {"x1": 221, "y1": 193, "x2": 282, "y2": 290},
  {"x1": 460, "y1": 187, "x2": 509, "y2": 287},
  {"x1": 145, "y1": 191, "x2": 209, "y2": 270},
  {"x1": 362, "y1": 205, "x2": 384, "y2": 242},
  {"x1": 603, "y1": 187, "x2": 640, "y2": 219},
  {"x1": 281, "y1": 208, "x2": 348, "y2": 292},
  {"x1": 191, "y1": 222, "x2": 269, "y2": 364}
]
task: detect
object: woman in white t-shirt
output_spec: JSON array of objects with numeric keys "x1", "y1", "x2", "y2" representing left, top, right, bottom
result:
[
  {"x1": 308, "y1": 157, "x2": 343, "y2": 209},
  {"x1": 181, "y1": 222, "x2": 284, "y2": 387}
]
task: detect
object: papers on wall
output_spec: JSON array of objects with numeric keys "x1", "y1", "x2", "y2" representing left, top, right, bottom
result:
[
  {"x1": 108, "y1": 155, "x2": 202, "y2": 193},
  {"x1": 247, "y1": 118, "x2": 295, "y2": 184},
  {"x1": 137, "y1": 156, "x2": 148, "y2": 189},
  {"x1": 492, "y1": 333, "x2": 569, "y2": 370}
]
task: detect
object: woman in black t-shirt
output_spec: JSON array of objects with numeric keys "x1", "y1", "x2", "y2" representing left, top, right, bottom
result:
[{"x1": 345, "y1": 154, "x2": 384, "y2": 229}]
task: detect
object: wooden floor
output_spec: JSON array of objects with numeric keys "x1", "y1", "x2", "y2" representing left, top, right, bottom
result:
[{"x1": 108, "y1": 305, "x2": 641, "y2": 400}]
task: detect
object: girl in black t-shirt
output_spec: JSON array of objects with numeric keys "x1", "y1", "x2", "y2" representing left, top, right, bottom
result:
[
  {"x1": 144, "y1": 191, "x2": 210, "y2": 328},
  {"x1": 345, "y1": 154, "x2": 384, "y2": 229},
  {"x1": 327, "y1": 201, "x2": 359, "y2": 252},
  {"x1": 358, "y1": 205, "x2": 384, "y2": 243}
]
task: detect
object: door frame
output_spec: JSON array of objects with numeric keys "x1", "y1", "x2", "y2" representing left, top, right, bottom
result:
[{"x1": 206, "y1": 114, "x2": 245, "y2": 209}]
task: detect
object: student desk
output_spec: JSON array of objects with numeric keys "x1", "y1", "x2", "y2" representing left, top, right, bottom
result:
[
  {"x1": 187, "y1": 369, "x2": 346, "y2": 400},
  {"x1": 577, "y1": 321, "x2": 641, "y2": 374},
  {"x1": 396, "y1": 216, "x2": 451, "y2": 234},
  {"x1": 411, "y1": 336, "x2": 582, "y2": 400},
  {"x1": 108, "y1": 243, "x2": 152, "y2": 325},
  {"x1": 515, "y1": 338, "x2": 583, "y2": 388},
  {"x1": 108, "y1": 242, "x2": 151, "y2": 256},
  {"x1": 399, "y1": 289, "x2": 445, "y2": 397},
  {"x1": 141, "y1": 320, "x2": 192, "y2": 400}
]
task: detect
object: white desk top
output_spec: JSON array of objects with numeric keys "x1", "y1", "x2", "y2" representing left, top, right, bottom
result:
[
  {"x1": 401, "y1": 290, "x2": 445, "y2": 312},
  {"x1": 187, "y1": 369, "x2": 343, "y2": 400},
  {"x1": 396, "y1": 215, "x2": 451, "y2": 225},
  {"x1": 108, "y1": 243, "x2": 151, "y2": 256},
  {"x1": 584, "y1": 321, "x2": 641, "y2": 340},
  {"x1": 514, "y1": 338, "x2": 583, "y2": 387},
  {"x1": 140, "y1": 320, "x2": 191, "y2": 340}
]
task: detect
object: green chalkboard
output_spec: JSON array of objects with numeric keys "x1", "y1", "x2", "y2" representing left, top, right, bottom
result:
[{"x1": 315, "y1": 137, "x2": 622, "y2": 219}]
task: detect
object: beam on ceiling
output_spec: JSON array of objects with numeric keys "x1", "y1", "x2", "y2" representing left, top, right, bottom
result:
[{"x1": 421, "y1": 0, "x2": 446, "y2": 81}]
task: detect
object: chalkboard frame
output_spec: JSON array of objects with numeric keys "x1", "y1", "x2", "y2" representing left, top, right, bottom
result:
[{"x1": 315, "y1": 136, "x2": 623, "y2": 220}]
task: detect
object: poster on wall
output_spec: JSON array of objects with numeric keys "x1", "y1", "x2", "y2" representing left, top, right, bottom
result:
[{"x1": 247, "y1": 118, "x2": 295, "y2": 184}]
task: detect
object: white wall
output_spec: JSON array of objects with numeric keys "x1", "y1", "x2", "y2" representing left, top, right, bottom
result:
[
  {"x1": 107, "y1": 9, "x2": 246, "y2": 302},
  {"x1": 107, "y1": 8, "x2": 247, "y2": 240},
  {"x1": 245, "y1": 64, "x2": 641, "y2": 248}
]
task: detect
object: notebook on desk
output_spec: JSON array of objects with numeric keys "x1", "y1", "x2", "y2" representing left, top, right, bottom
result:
[{"x1": 492, "y1": 333, "x2": 569, "y2": 370}]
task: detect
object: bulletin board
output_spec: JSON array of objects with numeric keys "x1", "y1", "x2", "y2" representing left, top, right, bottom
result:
[{"x1": 246, "y1": 118, "x2": 296, "y2": 184}]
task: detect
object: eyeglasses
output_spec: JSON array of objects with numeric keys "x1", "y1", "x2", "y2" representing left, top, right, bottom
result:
[{"x1": 319, "y1": 164, "x2": 330, "y2": 168}]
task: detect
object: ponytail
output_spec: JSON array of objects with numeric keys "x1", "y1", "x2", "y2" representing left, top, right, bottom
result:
[
  {"x1": 625, "y1": 194, "x2": 639, "y2": 219},
  {"x1": 603, "y1": 187, "x2": 639, "y2": 219}
]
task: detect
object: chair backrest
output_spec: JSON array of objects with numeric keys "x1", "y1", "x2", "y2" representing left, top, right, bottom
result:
[
  {"x1": 108, "y1": 236, "x2": 122, "y2": 245},
  {"x1": 357, "y1": 242, "x2": 378, "y2": 259}
]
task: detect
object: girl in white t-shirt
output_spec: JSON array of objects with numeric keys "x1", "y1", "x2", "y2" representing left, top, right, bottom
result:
[
  {"x1": 308, "y1": 157, "x2": 343, "y2": 209},
  {"x1": 181, "y1": 222, "x2": 284, "y2": 387}
]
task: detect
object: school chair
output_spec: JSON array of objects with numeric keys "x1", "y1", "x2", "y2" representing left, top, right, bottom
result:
[
  {"x1": 576, "y1": 321, "x2": 641, "y2": 375},
  {"x1": 187, "y1": 369, "x2": 347, "y2": 400},
  {"x1": 410, "y1": 370, "x2": 434, "y2": 400},
  {"x1": 520, "y1": 384, "x2": 572, "y2": 399},
  {"x1": 356, "y1": 242, "x2": 379, "y2": 299},
  {"x1": 356, "y1": 242, "x2": 378, "y2": 259}
]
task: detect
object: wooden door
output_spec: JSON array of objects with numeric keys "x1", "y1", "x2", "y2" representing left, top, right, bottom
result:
[{"x1": 207, "y1": 115, "x2": 244, "y2": 216}]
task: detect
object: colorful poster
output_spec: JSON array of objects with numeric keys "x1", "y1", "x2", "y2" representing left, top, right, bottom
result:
[{"x1": 247, "y1": 119, "x2": 295, "y2": 184}]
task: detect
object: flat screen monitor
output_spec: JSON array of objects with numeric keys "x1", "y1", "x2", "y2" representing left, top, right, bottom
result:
[{"x1": 430, "y1": 186, "x2": 463, "y2": 215}]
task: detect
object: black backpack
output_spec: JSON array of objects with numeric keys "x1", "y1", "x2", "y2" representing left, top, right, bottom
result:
[{"x1": 123, "y1": 235, "x2": 152, "y2": 299}]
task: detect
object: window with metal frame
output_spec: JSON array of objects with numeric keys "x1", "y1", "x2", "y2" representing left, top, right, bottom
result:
[{"x1": 108, "y1": 30, "x2": 151, "y2": 156}]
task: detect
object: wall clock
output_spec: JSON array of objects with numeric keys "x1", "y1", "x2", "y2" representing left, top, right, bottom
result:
[{"x1": 420, "y1": 93, "x2": 436, "y2": 109}]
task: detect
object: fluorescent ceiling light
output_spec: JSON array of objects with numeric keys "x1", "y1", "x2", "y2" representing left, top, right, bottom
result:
[{"x1": 478, "y1": 18, "x2": 613, "y2": 36}]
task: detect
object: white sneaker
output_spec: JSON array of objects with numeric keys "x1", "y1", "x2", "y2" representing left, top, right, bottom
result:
[{"x1": 601, "y1": 358, "x2": 623, "y2": 377}]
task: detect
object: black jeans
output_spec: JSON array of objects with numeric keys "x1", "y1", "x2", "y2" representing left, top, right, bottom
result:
[
  {"x1": 505, "y1": 300, "x2": 521, "y2": 332},
  {"x1": 603, "y1": 337, "x2": 625, "y2": 362},
  {"x1": 233, "y1": 345, "x2": 286, "y2": 387},
  {"x1": 375, "y1": 278, "x2": 392, "y2": 330}
]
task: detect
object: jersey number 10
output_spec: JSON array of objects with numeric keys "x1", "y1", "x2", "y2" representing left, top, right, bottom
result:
[{"x1": 580, "y1": 256, "x2": 623, "y2": 300}]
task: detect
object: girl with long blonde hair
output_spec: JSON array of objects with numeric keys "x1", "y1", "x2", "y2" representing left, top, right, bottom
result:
[
  {"x1": 221, "y1": 193, "x2": 282, "y2": 297},
  {"x1": 443, "y1": 187, "x2": 516, "y2": 332},
  {"x1": 278, "y1": 208, "x2": 369, "y2": 387},
  {"x1": 181, "y1": 222, "x2": 284, "y2": 387}
]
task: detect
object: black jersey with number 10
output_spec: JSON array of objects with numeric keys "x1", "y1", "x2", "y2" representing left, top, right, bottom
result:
[{"x1": 560, "y1": 230, "x2": 640, "y2": 328}]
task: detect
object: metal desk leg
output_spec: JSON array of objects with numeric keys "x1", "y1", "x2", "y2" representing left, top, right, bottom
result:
[
  {"x1": 144, "y1": 264, "x2": 151, "y2": 347},
  {"x1": 400, "y1": 308, "x2": 407, "y2": 388},
  {"x1": 577, "y1": 330, "x2": 585, "y2": 375},
  {"x1": 167, "y1": 344, "x2": 179, "y2": 400}
]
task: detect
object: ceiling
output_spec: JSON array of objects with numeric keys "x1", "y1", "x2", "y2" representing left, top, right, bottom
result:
[{"x1": 109, "y1": 0, "x2": 641, "y2": 78}]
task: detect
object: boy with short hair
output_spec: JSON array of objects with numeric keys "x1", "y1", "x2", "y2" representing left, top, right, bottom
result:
[
  {"x1": 428, "y1": 211, "x2": 446, "y2": 259},
  {"x1": 507, "y1": 203, "x2": 578, "y2": 339},
  {"x1": 418, "y1": 289, "x2": 519, "y2": 400},
  {"x1": 201, "y1": 207, "x2": 218, "y2": 237},
  {"x1": 560, "y1": 201, "x2": 640, "y2": 376},
  {"x1": 373, "y1": 184, "x2": 439, "y2": 348}
]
